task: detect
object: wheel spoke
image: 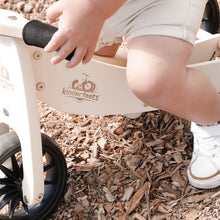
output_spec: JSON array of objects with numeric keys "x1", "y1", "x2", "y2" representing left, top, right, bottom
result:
[
  {"x1": 0, "y1": 178, "x2": 14, "y2": 186},
  {"x1": 0, "y1": 186, "x2": 8, "y2": 196},
  {"x1": 11, "y1": 155, "x2": 21, "y2": 178},
  {"x1": 0, "y1": 192, "x2": 18, "y2": 210},
  {"x1": 44, "y1": 162, "x2": 55, "y2": 172},
  {"x1": 0, "y1": 165, "x2": 16, "y2": 181},
  {"x1": 0, "y1": 186, "x2": 17, "y2": 196},
  {"x1": 8, "y1": 195, "x2": 19, "y2": 219},
  {"x1": 22, "y1": 199, "x2": 29, "y2": 214}
]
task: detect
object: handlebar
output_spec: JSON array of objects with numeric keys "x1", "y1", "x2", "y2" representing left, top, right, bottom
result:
[{"x1": 22, "y1": 20, "x2": 75, "y2": 60}]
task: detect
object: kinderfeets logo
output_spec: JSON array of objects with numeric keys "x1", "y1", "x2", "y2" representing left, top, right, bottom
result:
[
  {"x1": 0, "y1": 65, "x2": 15, "y2": 90},
  {"x1": 61, "y1": 73, "x2": 99, "y2": 102}
]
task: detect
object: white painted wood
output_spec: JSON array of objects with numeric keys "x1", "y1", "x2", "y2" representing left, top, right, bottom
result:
[
  {"x1": 0, "y1": 9, "x2": 28, "y2": 38},
  {"x1": 0, "y1": 35, "x2": 44, "y2": 205}
]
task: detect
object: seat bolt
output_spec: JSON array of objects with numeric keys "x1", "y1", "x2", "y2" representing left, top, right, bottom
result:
[
  {"x1": 33, "y1": 51, "x2": 42, "y2": 60},
  {"x1": 36, "y1": 193, "x2": 44, "y2": 202},
  {"x1": 36, "y1": 82, "x2": 45, "y2": 91}
]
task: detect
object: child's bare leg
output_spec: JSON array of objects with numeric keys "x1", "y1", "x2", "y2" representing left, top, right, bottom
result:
[
  {"x1": 94, "y1": 44, "x2": 120, "y2": 57},
  {"x1": 126, "y1": 35, "x2": 220, "y2": 125}
]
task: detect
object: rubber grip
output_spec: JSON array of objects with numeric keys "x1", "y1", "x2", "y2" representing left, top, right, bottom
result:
[{"x1": 22, "y1": 20, "x2": 74, "y2": 61}]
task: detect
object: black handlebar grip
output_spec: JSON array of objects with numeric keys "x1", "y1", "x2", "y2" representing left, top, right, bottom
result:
[{"x1": 22, "y1": 20, "x2": 75, "y2": 61}]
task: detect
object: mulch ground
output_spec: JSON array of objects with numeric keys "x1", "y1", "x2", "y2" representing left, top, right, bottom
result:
[{"x1": 1, "y1": 1, "x2": 220, "y2": 219}]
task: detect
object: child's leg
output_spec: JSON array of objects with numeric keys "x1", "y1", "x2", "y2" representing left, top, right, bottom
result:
[
  {"x1": 94, "y1": 44, "x2": 120, "y2": 57},
  {"x1": 126, "y1": 35, "x2": 220, "y2": 125},
  {"x1": 127, "y1": 35, "x2": 220, "y2": 189}
]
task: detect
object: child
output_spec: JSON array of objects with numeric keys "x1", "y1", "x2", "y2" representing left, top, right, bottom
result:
[{"x1": 44, "y1": 0, "x2": 220, "y2": 189}]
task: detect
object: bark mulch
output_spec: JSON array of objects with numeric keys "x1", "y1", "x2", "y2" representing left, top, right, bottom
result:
[{"x1": 1, "y1": 1, "x2": 220, "y2": 219}]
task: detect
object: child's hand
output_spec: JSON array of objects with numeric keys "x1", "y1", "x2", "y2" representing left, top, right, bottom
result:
[{"x1": 44, "y1": 0, "x2": 105, "y2": 68}]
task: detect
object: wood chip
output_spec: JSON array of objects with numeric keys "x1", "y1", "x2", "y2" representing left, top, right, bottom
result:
[
  {"x1": 185, "y1": 209, "x2": 199, "y2": 220},
  {"x1": 121, "y1": 187, "x2": 134, "y2": 201},
  {"x1": 126, "y1": 182, "x2": 150, "y2": 215},
  {"x1": 103, "y1": 187, "x2": 116, "y2": 202}
]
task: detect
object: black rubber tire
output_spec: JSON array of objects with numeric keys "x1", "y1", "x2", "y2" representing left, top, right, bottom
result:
[
  {"x1": 0, "y1": 132, "x2": 67, "y2": 220},
  {"x1": 201, "y1": 0, "x2": 220, "y2": 34}
]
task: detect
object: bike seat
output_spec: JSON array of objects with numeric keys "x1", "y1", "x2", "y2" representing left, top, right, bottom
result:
[{"x1": 92, "y1": 55, "x2": 127, "y2": 67}]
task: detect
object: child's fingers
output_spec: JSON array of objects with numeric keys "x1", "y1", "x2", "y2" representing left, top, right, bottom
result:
[
  {"x1": 66, "y1": 46, "x2": 87, "y2": 68},
  {"x1": 82, "y1": 46, "x2": 96, "y2": 65},
  {"x1": 50, "y1": 40, "x2": 76, "y2": 65},
  {"x1": 44, "y1": 30, "x2": 66, "y2": 53},
  {"x1": 46, "y1": 2, "x2": 62, "y2": 24}
]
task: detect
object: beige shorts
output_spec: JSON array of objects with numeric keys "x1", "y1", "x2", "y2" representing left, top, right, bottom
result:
[{"x1": 96, "y1": 0, "x2": 208, "y2": 51}]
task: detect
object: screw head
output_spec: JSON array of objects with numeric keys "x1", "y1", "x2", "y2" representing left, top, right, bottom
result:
[
  {"x1": 33, "y1": 51, "x2": 42, "y2": 60},
  {"x1": 36, "y1": 82, "x2": 45, "y2": 91},
  {"x1": 36, "y1": 193, "x2": 44, "y2": 202}
]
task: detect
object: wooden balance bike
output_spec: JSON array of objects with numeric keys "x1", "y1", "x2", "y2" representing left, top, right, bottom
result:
[{"x1": 0, "y1": 1, "x2": 220, "y2": 218}]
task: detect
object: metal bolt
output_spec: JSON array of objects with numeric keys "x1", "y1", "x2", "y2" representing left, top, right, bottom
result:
[
  {"x1": 36, "y1": 82, "x2": 45, "y2": 91},
  {"x1": 3, "y1": 108, "x2": 9, "y2": 117},
  {"x1": 36, "y1": 193, "x2": 44, "y2": 202},
  {"x1": 33, "y1": 51, "x2": 42, "y2": 60}
]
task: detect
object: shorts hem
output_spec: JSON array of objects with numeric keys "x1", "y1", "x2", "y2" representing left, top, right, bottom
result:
[
  {"x1": 95, "y1": 38, "x2": 123, "y2": 52},
  {"x1": 127, "y1": 25, "x2": 196, "y2": 45}
]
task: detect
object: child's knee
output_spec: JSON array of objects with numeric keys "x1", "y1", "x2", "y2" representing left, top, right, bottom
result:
[
  {"x1": 126, "y1": 35, "x2": 192, "y2": 108},
  {"x1": 127, "y1": 69, "x2": 166, "y2": 100},
  {"x1": 126, "y1": 65, "x2": 184, "y2": 108}
]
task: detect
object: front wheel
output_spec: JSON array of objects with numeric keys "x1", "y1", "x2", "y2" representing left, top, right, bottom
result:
[{"x1": 0, "y1": 132, "x2": 67, "y2": 220}]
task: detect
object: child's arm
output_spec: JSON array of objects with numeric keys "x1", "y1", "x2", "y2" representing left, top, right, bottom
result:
[{"x1": 44, "y1": 0, "x2": 127, "y2": 68}]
